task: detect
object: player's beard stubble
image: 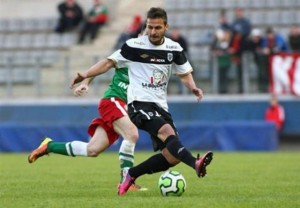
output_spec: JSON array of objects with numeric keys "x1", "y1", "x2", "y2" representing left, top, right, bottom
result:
[{"x1": 149, "y1": 34, "x2": 165, "y2": 45}]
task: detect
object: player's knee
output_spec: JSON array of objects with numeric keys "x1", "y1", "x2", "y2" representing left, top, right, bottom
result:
[
  {"x1": 123, "y1": 126, "x2": 139, "y2": 143},
  {"x1": 130, "y1": 130, "x2": 139, "y2": 142},
  {"x1": 87, "y1": 145, "x2": 101, "y2": 157},
  {"x1": 158, "y1": 124, "x2": 175, "y2": 141}
]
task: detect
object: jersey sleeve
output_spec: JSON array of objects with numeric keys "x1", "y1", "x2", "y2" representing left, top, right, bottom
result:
[
  {"x1": 107, "y1": 49, "x2": 127, "y2": 68},
  {"x1": 172, "y1": 50, "x2": 193, "y2": 75}
]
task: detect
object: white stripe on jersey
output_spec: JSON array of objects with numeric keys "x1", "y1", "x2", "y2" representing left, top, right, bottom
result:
[
  {"x1": 111, "y1": 97, "x2": 127, "y2": 116},
  {"x1": 126, "y1": 36, "x2": 183, "y2": 51}
]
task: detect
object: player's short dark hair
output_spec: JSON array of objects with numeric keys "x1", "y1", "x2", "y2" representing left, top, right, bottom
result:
[{"x1": 147, "y1": 7, "x2": 168, "y2": 25}]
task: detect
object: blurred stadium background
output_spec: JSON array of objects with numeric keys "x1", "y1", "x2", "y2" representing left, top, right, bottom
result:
[{"x1": 0, "y1": 0, "x2": 299, "y2": 152}]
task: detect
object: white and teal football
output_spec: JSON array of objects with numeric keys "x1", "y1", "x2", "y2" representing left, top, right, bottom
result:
[{"x1": 158, "y1": 170, "x2": 186, "y2": 196}]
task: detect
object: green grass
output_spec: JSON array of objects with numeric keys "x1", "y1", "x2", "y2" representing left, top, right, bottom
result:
[{"x1": 1, "y1": 152, "x2": 300, "y2": 208}]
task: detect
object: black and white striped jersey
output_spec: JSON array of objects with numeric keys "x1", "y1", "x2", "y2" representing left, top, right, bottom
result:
[{"x1": 108, "y1": 35, "x2": 193, "y2": 111}]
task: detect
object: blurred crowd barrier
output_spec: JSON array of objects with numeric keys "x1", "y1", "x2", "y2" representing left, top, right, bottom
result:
[{"x1": 1, "y1": 52, "x2": 300, "y2": 97}]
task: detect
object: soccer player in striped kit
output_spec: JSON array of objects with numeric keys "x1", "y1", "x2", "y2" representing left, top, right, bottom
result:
[{"x1": 71, "y1": 7, "x2": 214, "y2": 196}]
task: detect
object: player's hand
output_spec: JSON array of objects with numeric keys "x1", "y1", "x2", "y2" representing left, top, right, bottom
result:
[
  {"x1": 192, "y1": 88, "x2": 203, "y2": 102},
  {"x1": 70, "y1": 72, "x2": 87, "y2": 89},
  {"x1": 73, "y1": 83, "x2": 89, "y2": 97}
]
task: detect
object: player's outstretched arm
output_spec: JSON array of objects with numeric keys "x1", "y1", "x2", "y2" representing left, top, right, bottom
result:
[
  {"x1": 179, "y1": 73, "x2": 203, "y2": 102},
  {"x1": 70, "y1": 59, "x2": 115, "y2": 88}
]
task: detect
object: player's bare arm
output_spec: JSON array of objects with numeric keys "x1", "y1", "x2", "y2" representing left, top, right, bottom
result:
[
  {"x1": 179, "y1": 72, "x2": 203, "y2": 102},
  {"x1": 70, "y1": 59, "x2": 115, "y2": 88}
]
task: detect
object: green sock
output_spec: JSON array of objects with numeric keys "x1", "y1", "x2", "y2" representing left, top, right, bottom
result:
[
  {"x1": 48, "y1": 142, "x2": 74, "y2": 156},
  {"x1": 120, "y1": 157, "x2": 134, "y2": 170}
]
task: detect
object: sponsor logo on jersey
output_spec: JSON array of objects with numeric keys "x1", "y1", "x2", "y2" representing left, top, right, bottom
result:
[
  {"x1": 118, "y1": 81, "x2": 128, "y2": 89},
  {"x1": 151, "y1": 69, "x2": 167, "y2": 85},
  {"x1": 150, "y1": 57, "x2": 166, "y2": 63},
  {"x1": 142, "y1": 69, "x2": 167, "y2": 90},
  {"x1": 166, "y1": 45, "x2": 177, "y2": 50},
  {"x1": 142, "y1": 82, "x2": 167, "y2": 90},
  {"x1": 134, "y1": 41, "x2": 145, "y2": 45}
]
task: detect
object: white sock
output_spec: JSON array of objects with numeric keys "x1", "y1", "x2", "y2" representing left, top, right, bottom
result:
[
  {"x1": 66, "y1": 141, "x2": 88, "y2": 156},
  {"x1": 119, "y1": 140, "x2": 135, "y2": 168}
]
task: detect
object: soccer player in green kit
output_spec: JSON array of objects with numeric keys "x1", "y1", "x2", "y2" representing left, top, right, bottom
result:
[{"x1": 28, "y1": 63, "x2": 142, "y2": 191}]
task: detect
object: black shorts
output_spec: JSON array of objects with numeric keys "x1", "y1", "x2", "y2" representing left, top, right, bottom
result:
[{"x1": 128, "y1": 101, "x2": 178, "y2": 151}]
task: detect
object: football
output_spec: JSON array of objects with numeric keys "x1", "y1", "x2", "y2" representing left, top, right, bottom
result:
[{"x1": 158, "y1": 170, "x2": 186, "y2": 196}]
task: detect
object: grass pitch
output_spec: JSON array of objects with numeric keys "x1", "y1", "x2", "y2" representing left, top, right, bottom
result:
[{"x1": 1, "y1": 151, "x2": 299, "y2": 208}]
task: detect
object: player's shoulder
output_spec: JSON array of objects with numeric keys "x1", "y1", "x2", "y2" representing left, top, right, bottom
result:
[
  {"x1": 164, "y1": 37, "x2": 183, "y2": 51},
  {"x1": 125, "y1": 36, "x2": 147, "y2": 48}
]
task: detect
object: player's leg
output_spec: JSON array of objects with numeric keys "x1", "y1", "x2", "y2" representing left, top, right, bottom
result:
[
  {"x1": 126, "y1": 148, "x2": 179, "y2": 177},
  {"x1": 112, "y1": 114, "x2": 146, "y2": 191},
  {"x1": 157, "y1": 122, "x2": 213, "y2": 177},
  {"x1": 119, "y1": 102, "x2": 213, "y2": 195},
  {"x1": 113, "y1": 115, "x2": 138, "y2": 182},
  {"x1": 129, "y1": 102, "x2": 213, "y2": 176},
  {"x1": 28, "y1": 126, "x2": 110, "y2": 163},
  {"x1": 118, "y1": 102, "x2": 178, "y2": 195},
  {"x1": 100, "y1": 97, "x2": 142, "y2": 191},
  {"x1": 127, "y1": 101, "x2": 197, "y2": 169},
  {"x1": 86, "y1": 126, "x2": 110, "y2": 156},
  {"x1": 118, "y1": 151, "x2": 173, "y2": 195},
  {"x1": 46, "y1": 125, "x2": 109, "y2": 157},
  {"x1": 118, "y1": 140, "x2": 181, "y2": 195},
  {"x1": 141, "y1": 104, "x2": 213, "y2": 175}
]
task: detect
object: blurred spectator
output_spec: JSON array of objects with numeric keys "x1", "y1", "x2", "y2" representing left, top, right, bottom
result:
[
  {"x1": 230, "y1": 8, "x2": 252, "y2": 93},
  {"x1": 218, "y1": 9, "x2": 231, "y2": 31},
  {"x1": 288, "y1": 24, "x2": 300, "y2": 52},
  {"x1": 261, "y1": 27, "x2": 289, "y2": 55},
  {"x1": 265, "y1": 95, "x2": 285, "y2": 132},
  {"x1": 210, "y1": 10, "x2": 232, "y2": 94},
  {"x1": 249, "y1": 28, "x2": 288, "y2": 93},
  {"x1": 248, "y1": 28, "x2": 269, "y2": 93},
  {"x1": 113, "y1": 15, "x2": 143, "y2": 50},
  {"x1": 199, "y1": 9, "x2": 231, "y2": 47},
  {"x1": 167, "y1": 27, "x2": 190, "y2": 94},
  {"x1": 127, "y1": 15, "x2": 144, "y2": 39},
  {"x1": 211, "y1": 28, "x2": 232, "y2": 94},
  {"x1": 168, "y1": 27, "x2": 189, "y2": 54},
  {"x1": 232, "y1": 8, "x2": 251, "y2": 38},
  {"x1": 78, "y1": 0, "x2": 109, "y2": 44},
  {"x1": 55, "y1": 0, "x2": 83, "y2": 33},
  {"x1": 229, "y1": 28, "x2": 243, "y2": 93}
]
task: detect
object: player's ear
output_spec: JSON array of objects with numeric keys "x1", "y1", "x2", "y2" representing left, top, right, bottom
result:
[{"x1": 165, "y1": 23, "x2": 169, "y2": 31}]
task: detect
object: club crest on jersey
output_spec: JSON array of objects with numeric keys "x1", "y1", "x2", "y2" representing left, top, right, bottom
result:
[{"x1": 167, "y1": 53, "x2": 173, "y2": 62}]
